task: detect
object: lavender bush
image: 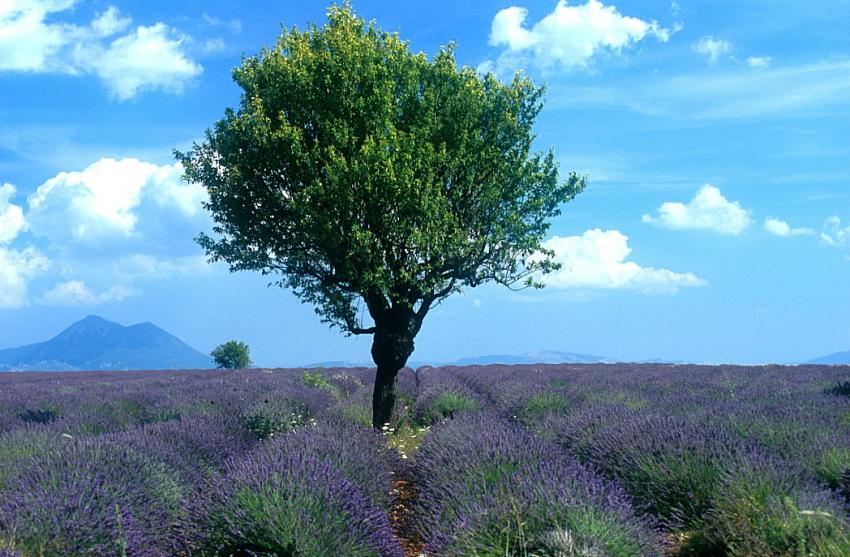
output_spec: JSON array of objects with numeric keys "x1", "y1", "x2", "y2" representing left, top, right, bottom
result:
[
  {"x1": 0, "y1": 439, "x2": 188, "y2": 556},
  {"x1": 412, "y1": 412, "x2": 661, "y2": 556},
  {"x1": 190, "y1": 445, "x2": 402, "y2": 556}
]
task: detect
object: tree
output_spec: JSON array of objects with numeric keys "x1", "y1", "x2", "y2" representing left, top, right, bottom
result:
[
  {"x1": 178, "y1": 3, "x2": 584, "y2": 428},
  {"x1": 211, "y1": 340, "x2": 252, "y2": 369}
]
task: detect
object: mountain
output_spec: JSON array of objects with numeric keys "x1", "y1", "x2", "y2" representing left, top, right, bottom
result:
[
  {"x1": 0, "y1": 315, "x2": 213, "y2": 371},
  {"x1": 302, "y1": 350, "x2": 616, "y2": 368},
  {"x1": 453, "y1": 350, "x2": 613, "y2": 366},
  {"x1": 807, "y1": 350, "x2": 850, "y2": 365}
]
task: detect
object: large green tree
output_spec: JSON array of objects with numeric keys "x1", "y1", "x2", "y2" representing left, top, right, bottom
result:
[{"x1": 178, "y1": 3, "x2": 584, "y2": 428}]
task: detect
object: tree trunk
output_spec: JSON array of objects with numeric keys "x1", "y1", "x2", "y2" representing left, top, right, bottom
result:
[
  {"x1": 372, "y1": 362, "x2": 399, "y2": 429},
  {"x1": 370, "y1": 324, "x2": 415, "y2": 429}
]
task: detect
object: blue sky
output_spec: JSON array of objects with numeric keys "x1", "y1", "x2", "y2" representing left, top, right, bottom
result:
[{"x1": 0, "y1": 0, "x2": 848, "y2": 366}]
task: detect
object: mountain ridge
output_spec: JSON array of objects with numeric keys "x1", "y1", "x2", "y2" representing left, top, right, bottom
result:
[
  {"x1": 0, "y1": 315, "x2": 213, "y2": 371},
  {"x1": 807, "y1": 350, "x2": 850, "y2": 365},
  {"x1": 302, "y1": 350, "x2": 622, "y2": 368}
]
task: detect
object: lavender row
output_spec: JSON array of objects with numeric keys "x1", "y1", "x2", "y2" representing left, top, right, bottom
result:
[
  {"x1": 0, "y1": 367, "x2": 413, "y2": 556},
  {"x1": 443, "y1": 364, "x2": 850, "y2": 556},
  {"x1": 185, "y1": 420, "x2": 404, "y2": 556},
  {"x1": 0, "y1": 367, "x2": 414, "y2": 436},
  {"x1": 0, "y1": 419, "x2": 403, "y2": 556},
  {"x1": 412, "y1": 410, "x2": 662, "y2": 556}
]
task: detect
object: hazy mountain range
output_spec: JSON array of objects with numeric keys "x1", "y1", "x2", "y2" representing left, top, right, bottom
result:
[
  {"x1": 0, "y1": 315, "x2": 847, "y2": 371},
  {"x1": 0, "y1": 315, "x2": 213, "y2": 371},
  {"x1": 304, "y1": 351, "x2": 672, "y2": 368},
  {"x1": 806, "y1": 351, "x2": 850, "y2": 365}
]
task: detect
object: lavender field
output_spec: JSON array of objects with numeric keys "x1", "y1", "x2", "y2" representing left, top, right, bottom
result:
[{"x1": 1, "y1": 364, "x2": 849, "y2": 556}]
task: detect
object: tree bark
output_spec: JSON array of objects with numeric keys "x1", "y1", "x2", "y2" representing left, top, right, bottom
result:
[
  {"x1": 372, "y1": 362, "x2": 400, "y2": 429},
  {"x1": 370, "y1": 317, "x2": 416, "y2": 429}
]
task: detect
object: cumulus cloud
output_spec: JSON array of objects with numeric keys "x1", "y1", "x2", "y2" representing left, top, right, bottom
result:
[
  {"x1": 0, "y1": 183, "x2": 26, "y2": 243},
  {"x1": 1, "y1": 155, "x2": 214, "y2": 305},
  {"x1": 91, "y1": 6, "x2": 131, "y2": 37},
  {"x1": 26, "y1": 157, "x2": 206, "y2": 245},
  {"x1": 0, "y1": 0, "x2": 74, "y2": 72},
  {"x1": 39, "y1": 280, "x2": 136, "y2": 306},
  {"x1": 538, "y1": 229, "x2": 706, "y2": 293},
  {"x1": 0, "y1": 1, "x2": 201, "y2": 99},
  {"x1": 763, "y1": 217, "x2": 814, "y2": 237},
  {"x1": 821, "y1": 216, "x2": 850, "y2": 246},
  {"x1": 481, "y1": 0, "x2": 670, "y2": 75},
  {"x1": 693, "y1": 36, "x2": 733, "y2": 64},
  {"x1": 642, "y1": 185, "x2": 752, "y2": 235},
  {"x1": 89, "y1": 23, "x2": 201, "y2": 100},
  {"x1": 0, "y1": 246, "x2": 50, "y2": 308}
]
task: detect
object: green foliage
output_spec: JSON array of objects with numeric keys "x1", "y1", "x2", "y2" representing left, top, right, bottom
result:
[
  {"x1": 419, "y1": 392, "x2": 479, "y2": 425},
  {"x1": 809, "y1": 447, "x2": 850, "y2": 489},
  {"x1": 177, "y1": 2, "x2": 583, "y2": 339},
  {"x1": 71, "y1": 398, "x2": 166, "y2": 435},
  {"x1": 445, "y1": 486, "x2": 647, "y2": 557},
  {"x1": 300, "y1": 369, "x2": 336, "y2": 393},
  {"x1": 0, "y1": 429, "x2": 56, "y2": 490},
  {"x1": 628, "y1": 450, "x2": 722, "y2": 528},
  {"x1": 702, "y1": 466, "x2": 850, "y2": 557},
  {"x1": 340, "y1": 402, "x2": 372, "y2": 427},
  {"x1": 829, "y1": 381, "x2": 850, "y2": 397},
  {"x1": 583, "y1": 389, "x2": 648, "y2": 410},
  {"x1": 522, "y1": 391, "x2": 569, "y2": 421},
  {"x1": 17, "y1": 402, "x2": 62, "y2": 425},
  {"x1": 211, "y1": 340, "x2": 252, "y2": 369},
  {"x1": 243, "y1": 398, "x2": 312, "y2": 440}
]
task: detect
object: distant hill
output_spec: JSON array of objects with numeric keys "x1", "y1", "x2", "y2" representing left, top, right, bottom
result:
[
  {"x1": 807, "y1": 350, "x2": 850, "y2": 365},
  {"x1": 0, "y1": 315, "x2": 213, "y2": 371},
  {"x1": 454, "y1": 350, "x2": 612, "y2": 366},
  {"x1": 303, "y1": 350, "x2": 616, "y2": 368}
]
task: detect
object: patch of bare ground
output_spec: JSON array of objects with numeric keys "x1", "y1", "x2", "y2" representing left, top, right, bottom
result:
[{"x1": 390, "y1": 478, "x2": 427, "y2": 557}]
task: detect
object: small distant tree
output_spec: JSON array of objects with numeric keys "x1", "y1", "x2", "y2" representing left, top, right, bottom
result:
[
  {"x1": 178, "y1": 3, "x2": 584, "y2": 427},
  {"x1": 211, "y1": 340, "x2": 252, "y2": 369}
]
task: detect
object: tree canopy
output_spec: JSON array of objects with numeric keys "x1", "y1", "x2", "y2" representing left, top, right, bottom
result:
[
  {"x1": 178, "y1": 3, "x2": 584, "y2": 426},
  {"x1": 211, "y1": 340, "x2": 252, "y2": 369}
]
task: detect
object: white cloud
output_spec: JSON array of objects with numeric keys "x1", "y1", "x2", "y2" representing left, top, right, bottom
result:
[
  {"x1": 763, "y1": 217, "x2": 814, "y2": 237},
  {"x1": 0, "y1": 246, "x2": 50, "y2": 308},
  {"x1": 9, "y1": 157, "x2": 212, "y2": 303},
  {"x1": 746, "y1": 56, "x2": 771, "y2": 69},
  {"x1": 482, "y1": 0, "x2": 670, "y2": 75},
  {"x1": 39, "y1": 280, "x2": 135, "y2": 306},
  {"x1": 0, "y1": 2, "x2": 201, "y2": 99},
  {"x1": 693, "y1": 36, "x2": 733, "y2": 64},
  {"x1": 91, "y1": 6, "x2": 131, "y2": 38},
  {"x1": 26, "y1": 157, "x2": 207, "y2": 244},
  {"x1": 821, "y1": 216, "x2": 850, "y2": 246},
  {"x1": 0, "y1": 183, "x2": 26, "y2": 243},
  {"x1": 91, "y1": 23, "x2": 201, "y2": 100},
  {"x1": 0, "y1": 0, "x2": 75, "y2": 72},
  {"x1": 642, "y1": 185, "x2": 752, "y2": 234},
  {"x1": 539, "y1": 229, "x2": 706, "y2": 293}
]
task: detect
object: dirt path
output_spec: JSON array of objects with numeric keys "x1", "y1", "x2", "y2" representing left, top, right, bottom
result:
[{"x1": 390, "y1": 478, "x2": 427, "y2": 557}]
